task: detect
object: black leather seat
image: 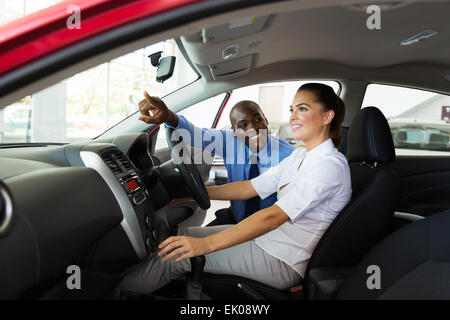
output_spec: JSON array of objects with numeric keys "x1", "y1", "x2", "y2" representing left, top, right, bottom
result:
[
  {"x1": 337, "y1": 209, "x2": 450, "y2": 300},
  {"x1": 200, "y1": 106, "x2": 400, "y2": 300}
]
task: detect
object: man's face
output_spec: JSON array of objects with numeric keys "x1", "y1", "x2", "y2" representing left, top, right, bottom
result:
[{"x1": 230, "y1": 104, "x2": 269, "y2": 153}]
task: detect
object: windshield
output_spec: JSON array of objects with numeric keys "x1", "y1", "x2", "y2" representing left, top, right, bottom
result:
[{"x1": 0, "y1": 39, "x2": 198, "y2": 144}]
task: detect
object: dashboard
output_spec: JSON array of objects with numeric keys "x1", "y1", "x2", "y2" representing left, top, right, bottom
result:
[{"x1": 0, "y1": 132, "x2": 162, "y2": 299}]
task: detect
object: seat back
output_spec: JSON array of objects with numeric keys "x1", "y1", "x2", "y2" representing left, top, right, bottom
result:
[
  {"x1": 201, "y1": 107, "x2": 402, "y2": 300},
  {"x1": 337, "y1": 209, "x2": 450, "y2": 300},
  {"x1": 305, "y1": 107, "x2": 399, "y2": 281}
]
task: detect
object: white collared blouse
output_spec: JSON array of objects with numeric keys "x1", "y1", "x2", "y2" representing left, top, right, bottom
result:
[{"x1": 251, "y1": 138, "x2": 352, "y2": 277}]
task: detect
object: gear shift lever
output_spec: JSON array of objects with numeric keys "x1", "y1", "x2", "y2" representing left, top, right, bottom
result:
[{"x1": 185, "y1": 255, "x2": 206, "y2": 299}]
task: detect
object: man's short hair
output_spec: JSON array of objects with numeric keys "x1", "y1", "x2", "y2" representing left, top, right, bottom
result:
[{"x1": 229, "y1": 100, "x2": 264, "y2": 127}]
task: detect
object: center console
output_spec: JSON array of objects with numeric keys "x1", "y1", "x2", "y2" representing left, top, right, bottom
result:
[{"x1": 80, "y1": 145, "x2": 155, "y2": 261}]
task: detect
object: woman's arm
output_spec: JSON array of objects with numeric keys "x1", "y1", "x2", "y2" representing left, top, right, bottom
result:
[
  {"x1": 207, "y1": 180, "x2": 258, "y2": 201},
  {"x1": 158, "y1": 204, "x2": 289, "y2": 262},
  {"x1": 206, "y1": 204, "x2": 289, "y2": 251}
]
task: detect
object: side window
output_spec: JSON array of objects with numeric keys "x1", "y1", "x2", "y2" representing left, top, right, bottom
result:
[
  {"x1": 362, "y1": 84, "x2": 450, "y2": 156},
  {"x1": 155, "y1": 93, "x2": 226, "y2": 150},
  {"x1": 216, "y1": 80, "x2": 340, "y2": 145}
]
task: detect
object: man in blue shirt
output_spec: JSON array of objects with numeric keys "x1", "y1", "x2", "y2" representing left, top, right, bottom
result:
[{"x1": 138, "y1": 91, "x2": 294, "y2": 225}]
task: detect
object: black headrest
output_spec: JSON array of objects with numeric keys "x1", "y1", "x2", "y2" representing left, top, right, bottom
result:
[
  {"x1": 430, "y1": 133, "x2": 448, "y2": 143},
  {"x1": 347, "y1": 107, "x2": 395, "y2": 163}
]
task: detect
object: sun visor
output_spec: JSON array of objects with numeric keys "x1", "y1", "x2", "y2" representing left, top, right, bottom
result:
[
  {"x1": 209, "y1": 55, "x2": 253, "y2": 81},
  {"x1": 202, "y1": 16, "x2": 269, "y2": 43}
]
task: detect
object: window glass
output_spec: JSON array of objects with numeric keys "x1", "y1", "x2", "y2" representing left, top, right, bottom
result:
[
  {"x1": 362, "y1": 84, "x2": 450, "y2": 155},
  {"x1": 0, "y1": 39, "x2": 198, "y2": 144},
  {"x1": 154, "y1": 93, "x2": 226, "y2": 150}
]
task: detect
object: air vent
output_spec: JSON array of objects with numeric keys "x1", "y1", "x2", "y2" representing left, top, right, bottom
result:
[
  {"x1": 116, "y1": 153, "x2": 133, "y2": 171},
  {"x1": 102, "y1": 150, "x2": 134, "y2": 175},
  {"x1": 102, "y1": 153, "x2": 122, "y2": 175}
]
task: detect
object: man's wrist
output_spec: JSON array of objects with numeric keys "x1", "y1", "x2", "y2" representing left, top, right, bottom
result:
[{"x1": 166, "y1": 112, "x2": 179, "y2": 127}]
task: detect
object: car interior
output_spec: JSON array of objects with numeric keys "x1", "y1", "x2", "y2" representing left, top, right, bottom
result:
[{"x1": 0, "y1": 0, "x2": 449, "y2": 300}]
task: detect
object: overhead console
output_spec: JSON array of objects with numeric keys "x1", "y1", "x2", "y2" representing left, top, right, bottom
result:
[
  {"x1": 181, "y1": 15, "x2": 270, "y2": 80},
  {"x1": 201, "y1": 16, "x2": 269, "y2": 44},
  {"x1": 208, "y1": 55, "x2": 253, "y2": 81}
]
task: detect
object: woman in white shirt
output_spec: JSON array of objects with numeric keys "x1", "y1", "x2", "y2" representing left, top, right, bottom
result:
[{"x1": 119, "y1": 83, "x2": 352, "y2": 294}]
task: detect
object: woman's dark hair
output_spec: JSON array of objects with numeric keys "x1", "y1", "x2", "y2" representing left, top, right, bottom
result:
[{"x1": 297, "y1": 83, "x2": 346, "y2": 147}]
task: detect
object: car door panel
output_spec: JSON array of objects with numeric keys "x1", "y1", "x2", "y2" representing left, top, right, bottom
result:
[{"x1": 389, "y1": 155, "x2": 450, "y2": 216}]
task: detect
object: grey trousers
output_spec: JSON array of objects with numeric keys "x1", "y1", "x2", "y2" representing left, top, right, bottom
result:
[{"x1": 118, "y1": 225, "x2": 302, "y2": 294}]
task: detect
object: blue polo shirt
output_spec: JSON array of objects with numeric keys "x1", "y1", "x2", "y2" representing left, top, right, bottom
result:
[{"x1": 168, "y1": 115, "x2": 294, "y2": 222}]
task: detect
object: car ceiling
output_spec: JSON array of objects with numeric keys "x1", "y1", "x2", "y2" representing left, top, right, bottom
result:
[
  {"x1": 180, "y1": 0, "x2": 450, "y2": 92},
  {"x1": 1, "y1": 0, "x2": 449, "y2": 110},
  {"x1": 184, "y1": 2, "x2": 450, "y2": 70}
]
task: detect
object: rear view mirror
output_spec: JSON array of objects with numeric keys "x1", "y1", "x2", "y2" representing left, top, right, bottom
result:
[{"x1": 148, "y1": 51, "x2": 176, "y2": 83}]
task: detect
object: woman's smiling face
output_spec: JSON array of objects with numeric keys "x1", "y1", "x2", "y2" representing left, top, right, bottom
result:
[{"x1": 289, "y1": 90, "x2": 333, "y2": 146}]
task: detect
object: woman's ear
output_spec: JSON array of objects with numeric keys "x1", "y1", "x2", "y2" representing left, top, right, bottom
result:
[{"x1": 323, "y1": 110, "x2": 335, "y2": 126}]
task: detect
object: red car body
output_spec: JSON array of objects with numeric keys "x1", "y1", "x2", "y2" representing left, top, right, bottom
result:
[{"x1": 0, "y1": 0, "x2": 205, "y2": 77}]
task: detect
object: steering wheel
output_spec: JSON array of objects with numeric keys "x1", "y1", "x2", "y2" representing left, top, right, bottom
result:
[{"x1": 165, "y1": 127, "x2": 211, "y2": 210}]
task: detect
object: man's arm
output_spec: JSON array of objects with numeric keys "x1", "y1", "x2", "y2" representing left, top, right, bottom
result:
[{"x1": 138, "y1": 91, "x2": 227, "y2": 157}]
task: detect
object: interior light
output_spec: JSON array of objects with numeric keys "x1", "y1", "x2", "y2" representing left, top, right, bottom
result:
[
  {"x1": 222, "y1": 44, "x2": 239, "y2": 60},
  {"x1": 400, "y1": 30, "x2": 438, "y2": 46}
]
